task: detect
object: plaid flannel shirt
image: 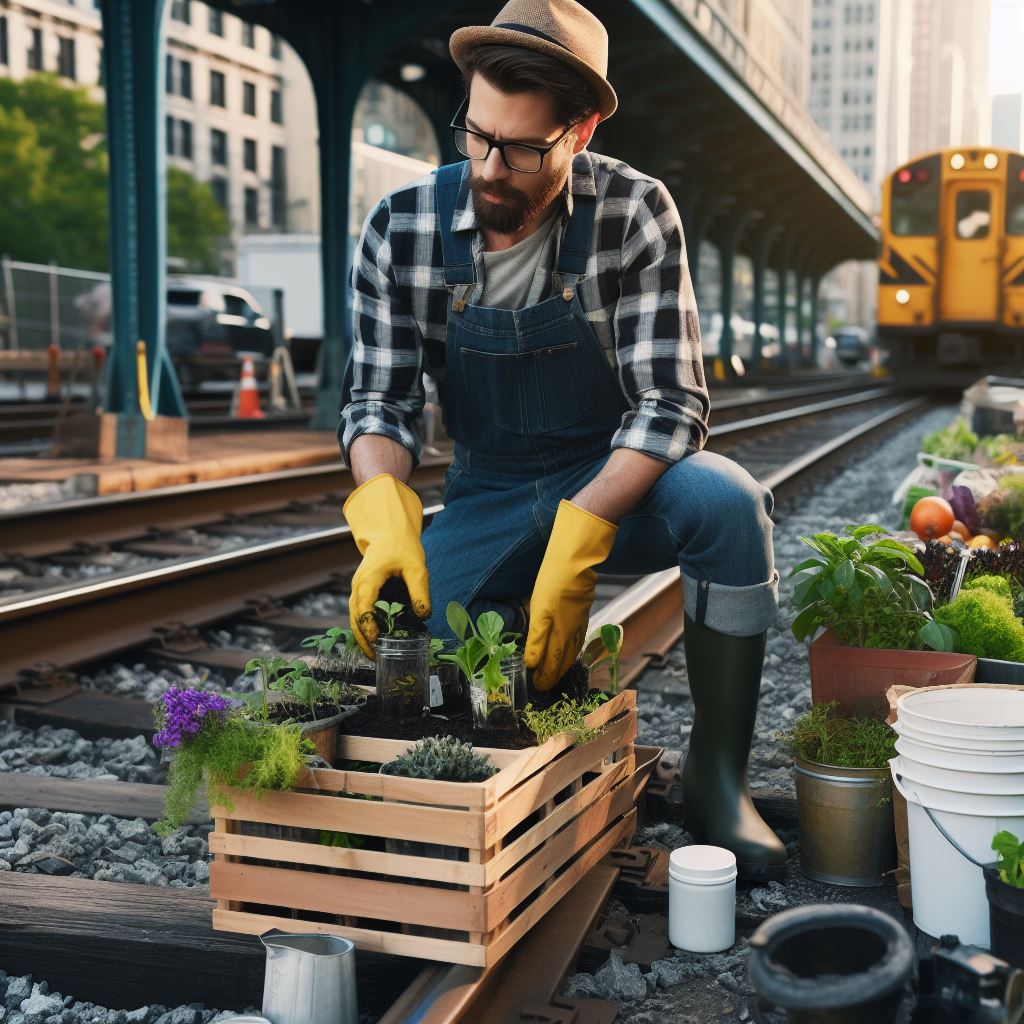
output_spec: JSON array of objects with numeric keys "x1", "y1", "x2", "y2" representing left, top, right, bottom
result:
[{"x1": 340, "y1": 150, "x2": 710, "y2": 467}]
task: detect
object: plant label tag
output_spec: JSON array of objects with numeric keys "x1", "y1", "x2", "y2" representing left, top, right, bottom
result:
[{"x1": 429, "y1": 674, "x2": 443, "y2": 707}]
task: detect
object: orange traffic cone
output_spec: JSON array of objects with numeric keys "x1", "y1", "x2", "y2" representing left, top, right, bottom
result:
[{"x1": 233, "y1": 355, "x2": 264, "y2": 419}]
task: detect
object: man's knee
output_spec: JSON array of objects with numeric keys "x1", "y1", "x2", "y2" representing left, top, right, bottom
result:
[{"x1": 663, "y1": 452, "x2": 773, "y2": 531}]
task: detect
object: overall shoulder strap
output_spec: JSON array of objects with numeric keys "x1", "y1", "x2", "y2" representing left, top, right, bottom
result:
[
  {"x1": 556, "y1": 193, "x2": 597, "y2": 277},
  {"x1": 435, "y1": 162, "x2": 475, "y2": 286}
]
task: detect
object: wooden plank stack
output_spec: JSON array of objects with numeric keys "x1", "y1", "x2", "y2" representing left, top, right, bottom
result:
[{"x1": 210, "y1": 689, "x2": 639, "y2": 966}]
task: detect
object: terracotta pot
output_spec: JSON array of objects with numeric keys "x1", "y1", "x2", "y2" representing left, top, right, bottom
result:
[{"x1": 808, "y1": 628, "x2": 976, "y2": 720}]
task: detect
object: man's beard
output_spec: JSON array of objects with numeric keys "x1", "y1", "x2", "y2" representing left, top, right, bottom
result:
[{"x1": 469, "y1": 173, "x2": 565, "y2": 234}]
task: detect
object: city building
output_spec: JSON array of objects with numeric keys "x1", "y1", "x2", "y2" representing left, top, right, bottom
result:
[
  {"x1": 992, "y1": 93, "x2": 1023, "y2": 151},
  {"x1": 0, "y1": 0, "x2": 288, "y2": 262},
  {"x1": 908, "y1": 0, "x2": 991, "y2": 155}
]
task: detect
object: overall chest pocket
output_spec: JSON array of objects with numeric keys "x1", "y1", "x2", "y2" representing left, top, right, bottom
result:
[{"x1": 461, "y1": 342, "x2": 596, "y2": 436}]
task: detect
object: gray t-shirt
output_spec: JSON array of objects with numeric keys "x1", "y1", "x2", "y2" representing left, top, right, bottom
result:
[{"x1": 479, "y1": 214, "x2": 559, "y2": 310}]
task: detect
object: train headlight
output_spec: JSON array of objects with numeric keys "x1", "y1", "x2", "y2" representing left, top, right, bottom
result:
[
  {"x1": 984, "y1": 152, "x2": 999, "y2": 170},
  {"x1": 950, "y1": 153, "x2": 966, "y2": 170},
  {"x1": 896, "y1": 289, "x2": 910, "y2": 305}
]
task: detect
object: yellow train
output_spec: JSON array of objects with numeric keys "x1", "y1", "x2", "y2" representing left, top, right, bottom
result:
[{"x1": 878, "y1": 147, "x2": 1024, "y2": 385}]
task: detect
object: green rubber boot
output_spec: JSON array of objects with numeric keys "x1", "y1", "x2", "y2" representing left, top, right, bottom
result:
[{"x1": 681, "y1": 615, "x2": 788, "y2": 882}]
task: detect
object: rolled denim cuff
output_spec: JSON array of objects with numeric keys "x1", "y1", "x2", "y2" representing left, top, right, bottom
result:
[{"x1": 682, "y1": 570, "x2": 779, "y2": 636}]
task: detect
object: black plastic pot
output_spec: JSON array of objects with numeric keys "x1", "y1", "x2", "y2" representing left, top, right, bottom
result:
[
  {"x1": 974, "y1": 658, "x2": 1024, "y2": 685},
  {"x1": 748, "y1": 904, "x2": 914, "y2": 1024},
  {"x1": 985, "y1": 865, "x2": 1024, "y2": 968}
]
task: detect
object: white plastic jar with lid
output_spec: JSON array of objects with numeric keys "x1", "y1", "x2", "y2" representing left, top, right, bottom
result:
[{"x1": 668, "y1": 845, "x2": 737, "y2": 953}]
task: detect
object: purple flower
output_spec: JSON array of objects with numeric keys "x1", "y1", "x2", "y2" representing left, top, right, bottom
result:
[{"x1": 153, "y1": 687, "x2": 230, "y2": 750}]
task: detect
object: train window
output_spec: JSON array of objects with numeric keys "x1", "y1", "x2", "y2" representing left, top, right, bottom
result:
[
  {"x1": 891, "y1": 159, "x2": 939, "y2": 236},
  {"x1": 955, "y1": 191, "x2": 991, "y2": 240},
  {"x1": 1008, "y1": 156, "x2": 1024, "y2": 235}
]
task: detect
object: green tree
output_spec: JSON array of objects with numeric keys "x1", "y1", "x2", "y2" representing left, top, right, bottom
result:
[{"x1": 0, "y1": 74, "x2": 229, "y2": 272}]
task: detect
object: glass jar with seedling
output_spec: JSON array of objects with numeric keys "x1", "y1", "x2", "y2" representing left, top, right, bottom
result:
[
  {"x1": 301, "y1": 626, "x2": 375, "y2": 688},
  {"x1": 438, "y1": 601, "x2": 523, "y2": 729},
  {"x1": 373, "y1": 600, "x2": 430, "y2": 720}
]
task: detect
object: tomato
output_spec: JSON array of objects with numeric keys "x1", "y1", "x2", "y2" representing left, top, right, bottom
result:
[
  {"x1": 968, "y1": 535, "x2": 997, "y2": 550},
  {"x1": 910, "y1": 496, "x2": 955, "y2": 542},
  {"x1": 950, "y1": 520, "x2": 971, "y2": 541}
]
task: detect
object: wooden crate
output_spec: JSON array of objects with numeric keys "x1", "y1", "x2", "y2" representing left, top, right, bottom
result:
[{"x1": 209, "y1": 690, "x2": 638, "y2": 966}]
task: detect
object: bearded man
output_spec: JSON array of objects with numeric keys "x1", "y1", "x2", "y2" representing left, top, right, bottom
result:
[{"x1": 339, "y1": 0, "x2": 785, "y2": 880}]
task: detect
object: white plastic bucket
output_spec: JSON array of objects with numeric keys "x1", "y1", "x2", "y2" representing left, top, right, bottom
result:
[
  {"x1": 892, "y1": 719, "x2": 1024, "y2": 753},
  {"x1": 891, "y1": 759, "x2": 1024, "y2": 946},
  {"x1": 894, "y1": 754, "x2": 1024, "y2": 796},
  {"x1": 897, "y1": 686, "x2": 1024, "y2": 740},
  {"x1": 895, "y1": 735, "x2": 1024, "y2": 774}
]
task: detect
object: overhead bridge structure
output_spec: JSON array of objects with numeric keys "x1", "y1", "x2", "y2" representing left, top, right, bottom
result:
[{"x1": 98, "y1": 0, "x2": 878, "y2": 449}]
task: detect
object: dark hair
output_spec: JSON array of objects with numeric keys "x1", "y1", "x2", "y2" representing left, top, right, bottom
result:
[{"x1": 462, "y1": 44, "x2": 599, "y2": 126}]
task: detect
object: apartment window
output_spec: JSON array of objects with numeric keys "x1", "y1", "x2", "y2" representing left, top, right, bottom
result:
[
  {"x1": 208, "y1": 10, "x2": 223, "y2": 35},
  {"x1": 166, "y1": 115, "x2": 175, "y2": 156},
  {"x1": 270, "y1": 88, "x2": 283, "y2": 125},
  {"x1": 270, "y1": 33, "x2": 282, "y2": 58},
  {"x1": 57, "y1": 35, "x2": 76, "y2": 80},
  {"x1": 271, "y1": 145, "x2": 286, "y2": 227},
  {"x1": 211, "y1": 177, "x2": 229, "y2": 213},
  {"x1": 0, "y1": 16, "x2": 8, "y2": 66},
  {"x1": 244, "y1": 186, "x2": 259, "y2": 226},
  {"x1": 211, "y1": 128, "x2": 227, "y2": 167},
  {"x1": 179, "y1": 119, "x2": 193, "y2": 160},
  {"x1": 171, "y1": 0, "x2": 191, "y2": 24},
  {"x1": 210, "y1": 69, "x2": 226, "y2": 107},
  {"x1": 243, "y1": 138, "x2": 257, "y2": 172},
  {"x1": 241, "y1": 22, "x2": 255, "y2": 48},
  {"x1": 165, "y1": 54, "x2": 173, "y2": 93},
  {"x1": 28, "y1": 26, "x2": 43, "y2": 71},
  {"x1": 179, "y1": 58, "x2": 192, "y2": 99},
  {"x1": 243, "y1": 81, "x2": 256, "y2": 116}
]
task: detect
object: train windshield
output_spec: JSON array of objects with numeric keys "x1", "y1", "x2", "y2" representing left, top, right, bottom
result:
[
  {"x1": 955, "y1": 191, "x2": 991, "y2": 239},
  {"x1": 1008, "y1": 154, "x2": 1024, "y2": 235},
  {"x1": 890, "y1": 156, "x2": 940, "y2": 236}
]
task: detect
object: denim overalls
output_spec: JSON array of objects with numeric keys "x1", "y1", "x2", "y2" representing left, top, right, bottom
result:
[{"x1": 420, "y1": 162, "x2": 779, "y2": 640}]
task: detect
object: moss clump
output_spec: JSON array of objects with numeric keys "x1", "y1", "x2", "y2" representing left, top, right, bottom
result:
[
  {"x1": 962, "y1": 574, "x2": 1013, "y2": 601},
  {"x1": 156, "y1": 715, "x2": 306, "y2": 836},
  {"x1": 781, "y1": 702, "x2": 896, "y2": 769},
  {"x1": 935, "y1": 588, "x2": 1024, "y2": 662}
]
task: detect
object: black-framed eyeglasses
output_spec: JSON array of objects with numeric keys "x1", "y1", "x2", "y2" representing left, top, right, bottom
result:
[{"x1": 448, "y1": 98, "x2": 577, "y2": 174}]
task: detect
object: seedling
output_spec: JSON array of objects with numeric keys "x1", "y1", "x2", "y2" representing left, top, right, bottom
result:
[
  {"x1": 580, "y1": 623, "x2": 624, "y2": 694},
  {"x1": 375, "y1": 600, "x2": 408, "y2": 637},
  {"x1": 302, "y1": 626, "x2": 358, "y2": 658},
  {"x1": 238, "y1": 655, "x2": 291, "y2": 721},
  {"x1": 439, "y1": 601, "x2": 521, "y2": 723},
  {"x1": 271, "y1": 660, "x2": 324, "y2": 720},
  {"x1": 993, "y1": 830, "x2": 1024, "y2": 888}
]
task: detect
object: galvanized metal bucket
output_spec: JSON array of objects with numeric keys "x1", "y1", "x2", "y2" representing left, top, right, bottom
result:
[
  {"x1": 794, "y1": 756, "x2": 897, "y2": 887},
  {"x1": 260, "y1": 931, "x2": 358, "y2": 1024}
]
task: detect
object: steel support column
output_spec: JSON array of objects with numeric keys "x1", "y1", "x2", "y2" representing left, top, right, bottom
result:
[
  {"x1": 716, "y1": 209, "x2": 755, "y2": 377},
  {"x1": 808, "y1": 271, "x2": 823, "y2": 368},
  {"x1": 749, "y1": 223, "x2": 778, "y2": 375},
  {"x1": 99, "y1": 0, "x2": 185, "y2": 452},
  {"x1": 773, "y1": 236, "x2": 794, "y2": 368}
]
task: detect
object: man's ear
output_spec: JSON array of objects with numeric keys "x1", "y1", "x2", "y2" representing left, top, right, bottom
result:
[{"x1": 573, "y1": 111, "x2": 602, "y2": 153}]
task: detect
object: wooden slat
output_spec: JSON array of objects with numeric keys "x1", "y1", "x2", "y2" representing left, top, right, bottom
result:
[
  {"x1": 483, "y1": 788, "x2": 636, "y2": 931},
  {"x1": 210, "y1": 831, "x2": 487, "y2": 886},
  {"x1": 0, "y1": 773, "x2": 208, "y2": 824},
  {"x1": 211, "y1": 859, "x2": 486, "y2": 932},
  {"x1": 213, "y1": 908, "x2": 489, "y2": 968},
  {"x1": 489, "y1": 714, "x2": 637, "y2": 840},
  {"x1": 484, "y1": 810, "x2": 637, "y2": 966},
  {"x1": 0, "y1": 873, "x2": 263, "y2": 1008},
  {"x1": 485, "y1": 757, "x2": 633, "y2": 885},
  {"x1": 213, "y1": 786, "x2": 486, "y2": 848},
  {"x1": 302, "y1": 764, "x2": 487, "y2": 809}
]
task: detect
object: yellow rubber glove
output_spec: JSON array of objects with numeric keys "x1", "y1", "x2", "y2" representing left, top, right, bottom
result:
[
  {"x1": 525, "y1": 500, "x2": 618, "y2": 691},
  {"x1": 343, "y1": 473, "x2": 431, "y2": 659}
]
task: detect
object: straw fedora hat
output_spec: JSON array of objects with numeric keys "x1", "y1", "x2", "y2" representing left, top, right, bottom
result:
[{"x1": 449, "y1": 0, "x2": 618, "y2": 120}]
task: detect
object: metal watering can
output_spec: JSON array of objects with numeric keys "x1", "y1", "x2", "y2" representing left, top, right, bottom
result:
[{"x1": 259, "y1": 931, "x2": 358, "y2": 1024}]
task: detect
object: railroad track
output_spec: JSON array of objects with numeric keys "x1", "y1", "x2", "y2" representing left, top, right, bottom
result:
[{"x1": 0, "y1": 383, "x2": 930, "y2": 1023}]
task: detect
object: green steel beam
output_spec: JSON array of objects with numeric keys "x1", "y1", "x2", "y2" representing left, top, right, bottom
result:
[{"x1": 99, "y1": 0, "x2": 185, "y2": 452}]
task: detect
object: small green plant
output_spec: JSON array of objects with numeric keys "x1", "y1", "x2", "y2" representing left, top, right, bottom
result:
[
  {"x1": 935, "y1": 588, "x2": 1024, "y2": 662},
  {"x1": 993, "y1": 830, "x2": 1024, "y2": 888},
  {"x1": 238, "y1": 655, "x2": 291, "y2": 721},
  {"x1": 428, "y1": 637, "x2": 445, "y2": 668},
  {"x1": 302, "y1": 626, "x2": 358, "y2": 659},
  {"x1": 271, "y1": 660, "x2": 325, "y2": 719},
  {"x1": 152, "y1": 688, "x2": 309, "y2": 835},
  {"x1": 439, "y1": 601, "x2": 521, "y2": 713},
  {"x1": 921, "y1": 417, "x2": 978, "y2": 462},
  {"x1": 381, "y1": 735, "x2": 498, "y2": 782},
  {"x1": 523, "y1": 694, "x2": 608, "y2": 746},
  {"x1": 790, "y1": 524, "x2": 956, "y2": 652},
  {"x1": 375, "y1": 600, "x2": 408, "y2": 637},
  {"x1": 580, "y1": 623, "x2": 624, "y2": 694},
  {"x1": 781, "y1": 702, "x2": 897, "y2": 769}
]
